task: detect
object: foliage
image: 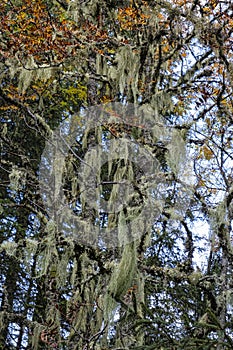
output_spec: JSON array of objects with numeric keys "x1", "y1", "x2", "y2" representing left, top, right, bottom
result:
[{"x1": 1, "y1": 0, "x2": 233, "y2": 349}]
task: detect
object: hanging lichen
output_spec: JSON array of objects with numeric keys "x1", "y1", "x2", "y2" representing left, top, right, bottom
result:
[
  {"x1": 9, "y1": 166, "x2": 26, "y2": 193},
  {"x1": 35, "y1": 224, "x2": 58, "y2": 278},
  {"x1": 104, "y1": 237, "x2": 137, "y2": 320},
  {"x1": 166, "y1": 129, "x2": 187, "y2": 176},
  {"x1": 31, "y1": 324, "x2": 45, "y2": 350},
  {"x1": 108, "y1": 46, "x2": 140, "y2": 100}
]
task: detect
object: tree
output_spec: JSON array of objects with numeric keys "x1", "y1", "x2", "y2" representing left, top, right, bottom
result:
[{"x1": 1, "y1": 0, "x2": 233, "y2": 349}]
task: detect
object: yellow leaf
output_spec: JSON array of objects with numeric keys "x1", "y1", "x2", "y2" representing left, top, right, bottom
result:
[
  {"x1": 18, "y1": 11, "x2": 27, "y2": 20},
  {"x1": 205, "y1": 118, "x2": 211, "y2": 127},
  {"x1": 198, "y1": 179, "x2": 205, "y2": 187},
  {"x1": 202, "y1": 144, "x2": 214, "y2": 160}
]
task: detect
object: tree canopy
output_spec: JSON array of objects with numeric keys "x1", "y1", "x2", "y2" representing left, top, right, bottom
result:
[{"x1": 1, "y1": 0, "x2": 233, "y2": 349}]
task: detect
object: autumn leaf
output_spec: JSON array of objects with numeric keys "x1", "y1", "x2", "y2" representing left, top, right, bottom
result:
[{"x1": 201, "y1": 144, "x2": 214, "y2": 160}]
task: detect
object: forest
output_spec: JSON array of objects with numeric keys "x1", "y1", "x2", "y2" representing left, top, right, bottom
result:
[{"x1": 1, "y1": 0, "x2": 233, "y2": 349}]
